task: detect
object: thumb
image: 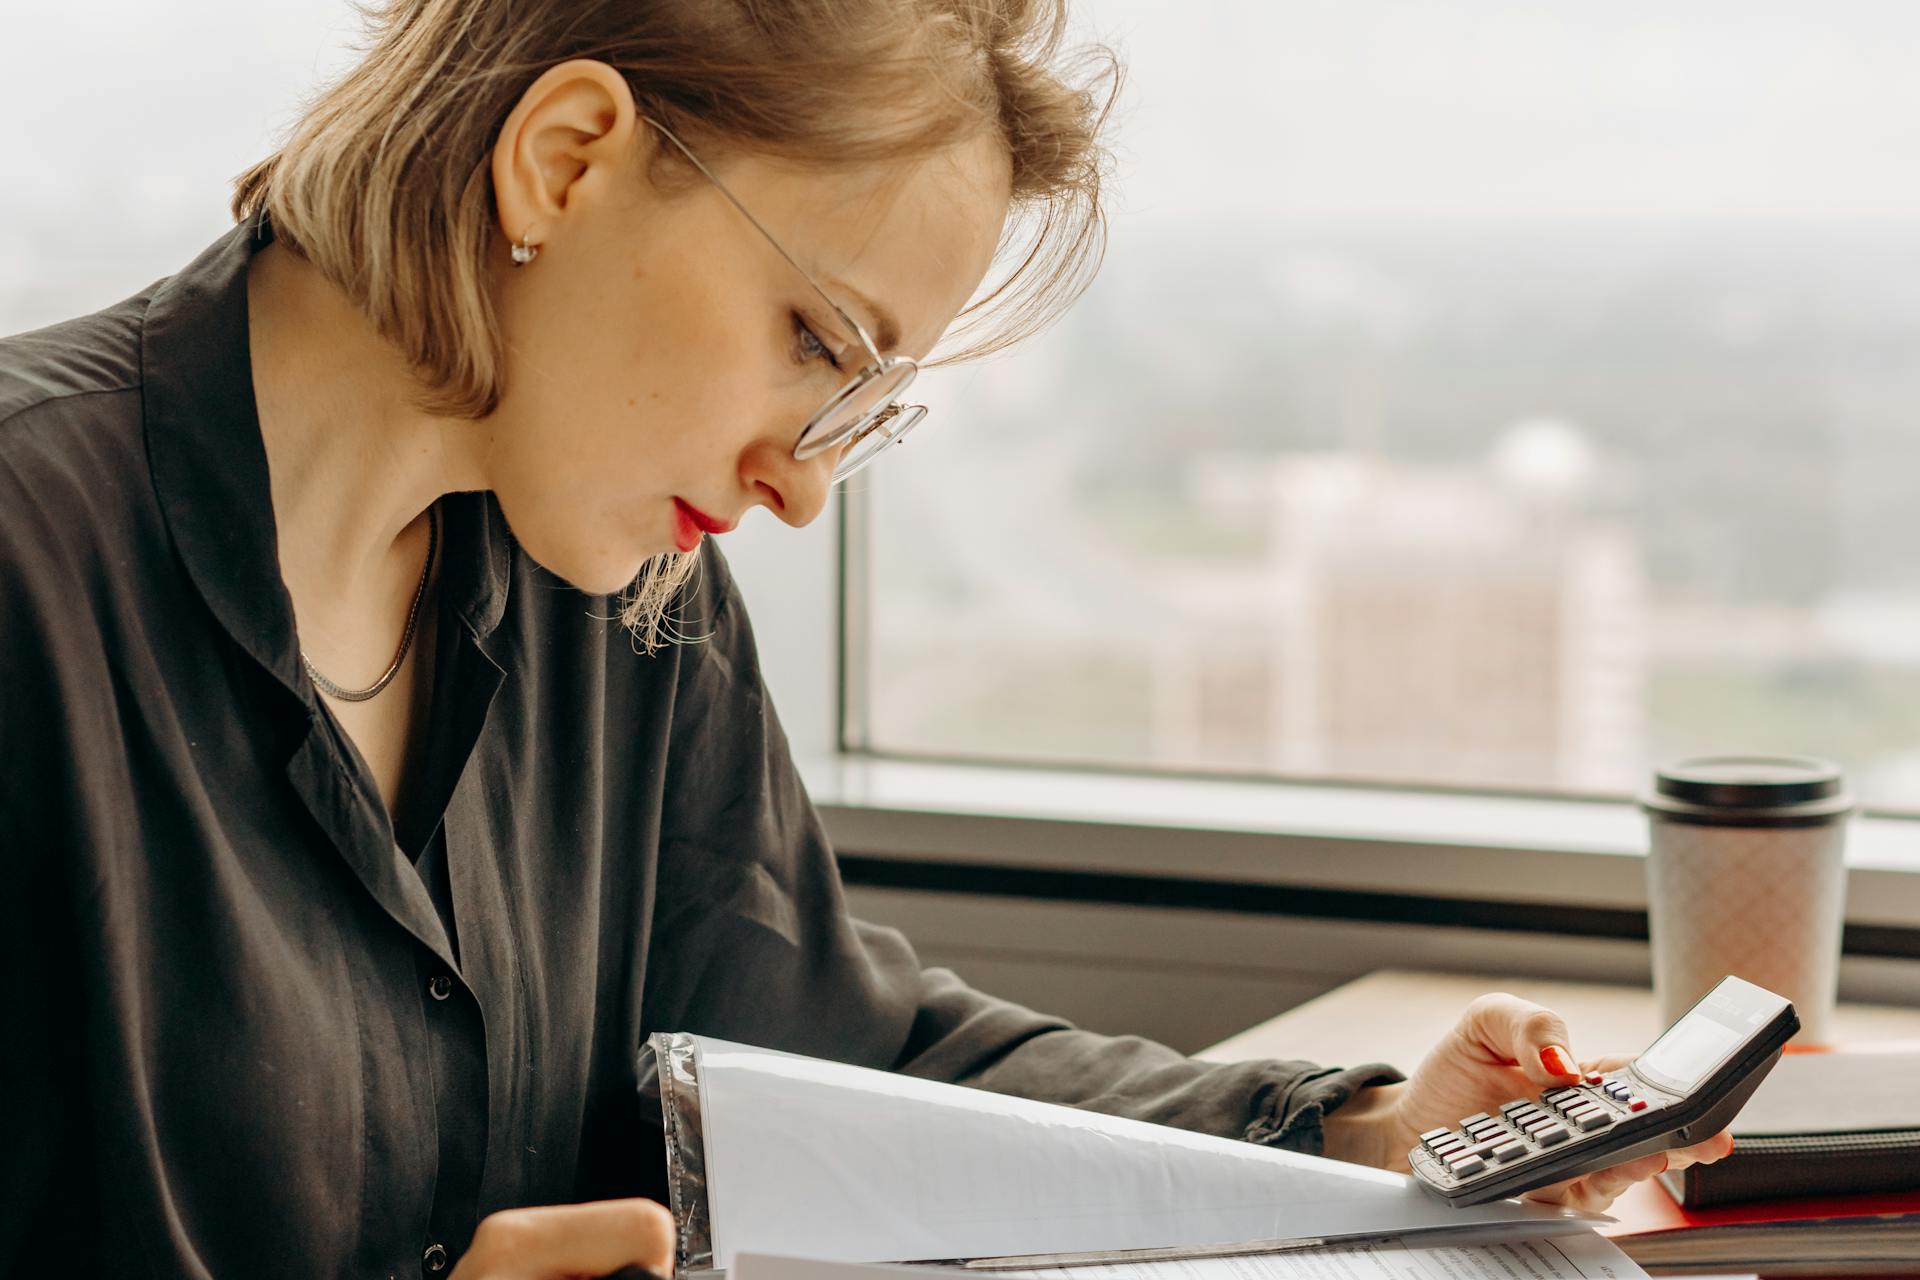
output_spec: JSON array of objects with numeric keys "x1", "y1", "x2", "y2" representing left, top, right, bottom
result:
[
  {"x1": 1518, "y1": 1008, "x2": 1582, "y2": 1086},
  {"x1": 1466, "y1": 994, "x2": 1581, "y2": 1087},
  {"x1": 456, "y1": 1199, "x2": 676, "y2": 1280}
]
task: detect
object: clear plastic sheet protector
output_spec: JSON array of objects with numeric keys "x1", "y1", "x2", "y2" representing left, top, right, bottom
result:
[{"x1": 642, "y1": 1031, "x2": 717, "y2": 1273}]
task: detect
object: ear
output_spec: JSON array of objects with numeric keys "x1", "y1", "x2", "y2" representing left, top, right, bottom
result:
[{"x1": 490, "y1": 59, "x2": 653, "y2": 256}]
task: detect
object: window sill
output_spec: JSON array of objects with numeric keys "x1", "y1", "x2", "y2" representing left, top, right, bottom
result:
[{"x1": 801, "y1": 755, "x2": 1920, "y2": 930}]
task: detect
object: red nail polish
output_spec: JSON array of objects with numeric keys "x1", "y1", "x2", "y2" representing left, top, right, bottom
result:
[{"x1": 1540, "y1": 1045, "x2": 1577, "y2": 1077}]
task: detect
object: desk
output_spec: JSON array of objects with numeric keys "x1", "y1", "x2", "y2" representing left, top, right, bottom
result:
[{"x1": 1197, "y1": 969, "x2": 1920, "y2": 1068}]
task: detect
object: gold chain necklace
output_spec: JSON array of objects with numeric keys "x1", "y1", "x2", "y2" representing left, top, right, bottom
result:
[{"x1": 300, "y1": 508, "x2": 439, "y2": 703}]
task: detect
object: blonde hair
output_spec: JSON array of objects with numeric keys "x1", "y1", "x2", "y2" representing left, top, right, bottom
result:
[{"x1": 232, "y1": 0, "x2": 1118, "y2": 651}]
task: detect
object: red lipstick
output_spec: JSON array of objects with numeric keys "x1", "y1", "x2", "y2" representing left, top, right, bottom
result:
[{"x1": 672, "y1": 498, "x2": 734, "y2": 552}]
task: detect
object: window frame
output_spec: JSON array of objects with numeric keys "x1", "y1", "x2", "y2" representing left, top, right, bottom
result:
[{"x1": 718, "y1": 489, "x2": 1920, "y2": 942}]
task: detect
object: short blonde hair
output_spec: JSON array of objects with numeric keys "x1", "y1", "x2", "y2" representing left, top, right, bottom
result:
[{"x1": 233, "y1": 0, "x2": 1118, "y2": 650}]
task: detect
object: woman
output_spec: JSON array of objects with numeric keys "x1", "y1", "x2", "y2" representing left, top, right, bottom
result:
[{"x1": 0, "y1": 1, "x2": 1728, "y2": 1276}]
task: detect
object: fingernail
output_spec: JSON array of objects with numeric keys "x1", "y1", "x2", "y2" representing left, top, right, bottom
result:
[{"x1": 1540, "y1": 1045, "x2": 1577, "y2": 1077}]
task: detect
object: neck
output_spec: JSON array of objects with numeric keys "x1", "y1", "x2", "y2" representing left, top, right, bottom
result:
[{"x1": 246, "y1": 241, "x2": 492, "y2": 646}]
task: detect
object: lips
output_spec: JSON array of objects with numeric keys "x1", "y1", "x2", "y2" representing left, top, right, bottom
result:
[{"x1": 672, "y1": 498, "x2": 733, "y2": 552}]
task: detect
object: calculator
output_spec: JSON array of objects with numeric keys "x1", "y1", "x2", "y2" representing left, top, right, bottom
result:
[{"x1": 1408, "y1": 975, "x2": 1798, "y2": 1207}]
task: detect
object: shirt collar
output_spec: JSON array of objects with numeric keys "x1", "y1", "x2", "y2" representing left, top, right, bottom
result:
[
  {"x1": 442, "y1": 489, "x2": 514, "y2": 640},
  {"x1": 141, "y1": 210, "x2": 514, "y2": 697}
]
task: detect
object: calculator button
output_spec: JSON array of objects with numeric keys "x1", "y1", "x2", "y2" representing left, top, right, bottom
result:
[
  {"x1": 1459, "y1": 1112, "x2": 1493, "y2": 1128},
  {"x1": 1507, "y1": 1105, "x2": 1545, "y2": 1122},
  {"x1": 1499, "y1": 1099, "x2": 1534, "y2": 1115},
  {"x1": 1533, "y1": 1124, "x2": 1570, "y2": 1146},
  {"x1": 1585, "y1": 1073, "x2": 1604, "y2": 1084},
  {"x1": 1630, "y1": 1098, "x2": 1648, "y2": 1111},
  {"x1": 1575, "y1": 1111, "x2": 1610, "y2": 1131},
  {"x1": 1420, "y1": 1127, "x2": 1451, "y2": 1144},
  {"x1": 1429, "y1": 1138, "x2": 1465, "y2": 1155},
  {"x1": 1464, "y1": 1141, "x2": 1501, "y2": 1160},
  {"x1": 1447, "y1": 1154, "x2": 1487, "y2": 1176},
  {"x1": 1490, "y1": 1140, "x2": 1527, "y2": 1163},
  {"x1": 1521, "y1": 1116, "x2": 1557, "y2": 1134}
]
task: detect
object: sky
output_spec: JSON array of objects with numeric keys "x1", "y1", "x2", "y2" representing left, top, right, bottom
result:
[{"x1": 6, "y1": 0, "x2": 1920, "y2": 322}]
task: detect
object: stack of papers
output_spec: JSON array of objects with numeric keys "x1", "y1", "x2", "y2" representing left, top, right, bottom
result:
[
  {"x1": 732, "y1": 1233, "x2": 1646, "y2": 1280},
  {"x1": 1607, "y1": 1179, "x2": 1920, "y2": 1273}
]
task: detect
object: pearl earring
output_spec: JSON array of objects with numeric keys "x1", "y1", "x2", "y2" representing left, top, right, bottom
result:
[{"x1": 510, "y1": 231, "x2": 540, "y2": 266}]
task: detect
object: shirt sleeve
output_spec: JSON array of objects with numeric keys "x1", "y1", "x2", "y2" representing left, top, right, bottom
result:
[
  {"x1": 641, "y1": 548, "x2": 1403, "y2": 1158},
  {"x1": 0, "y1": 447, "x2": 92, "y2": 1267}
]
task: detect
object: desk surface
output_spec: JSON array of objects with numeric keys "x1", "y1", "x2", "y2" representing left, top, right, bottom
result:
[{"x1": 1198, "y1": 969, "x2": 1920, "y2": 1068}]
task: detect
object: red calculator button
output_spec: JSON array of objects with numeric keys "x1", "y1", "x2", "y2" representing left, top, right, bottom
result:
[
  {"x1": 1630, "y1": 1099, "x2": 1648, "y2": 1111},
  {"x1": 1585, "y1": 1073, "x2": 1604, "y2": 1084}
]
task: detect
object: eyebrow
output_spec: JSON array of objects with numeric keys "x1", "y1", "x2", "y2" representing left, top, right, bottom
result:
[{"x1": 824, "y1": 277, "x2": 903, "y2": 357}]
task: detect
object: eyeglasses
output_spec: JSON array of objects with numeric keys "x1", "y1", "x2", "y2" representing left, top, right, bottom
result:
[{"x1": 646, "y1": 119, "x2": 928, "y2": 484}]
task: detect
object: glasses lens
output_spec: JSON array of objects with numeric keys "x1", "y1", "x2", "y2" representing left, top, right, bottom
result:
[
  {"x1": 798, "y1": 361, "x2": 918, "y2": 460},
  {"x1": 833, "y1": 404, "x2": 927, "y2": 481}
]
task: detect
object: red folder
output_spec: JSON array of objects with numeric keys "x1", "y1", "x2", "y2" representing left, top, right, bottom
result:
[{"x1": 1607, "y1": 1179, "x2": 1920, "y2": 1234}]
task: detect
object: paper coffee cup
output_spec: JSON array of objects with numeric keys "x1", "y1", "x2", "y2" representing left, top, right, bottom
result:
[{"x1": 1640, "y1": 755, "x2": 1852, "y2": 1045}]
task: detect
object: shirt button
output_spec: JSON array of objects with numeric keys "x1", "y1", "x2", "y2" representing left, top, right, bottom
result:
[
  {"x1": 427, "y1": 975, "x2": 453, "y2": 1001},
  {"x1": 422, "y1": 1242, "x2": 449, "y2": 1273}
]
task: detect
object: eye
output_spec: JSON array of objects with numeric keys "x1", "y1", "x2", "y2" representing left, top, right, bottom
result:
[{"x1": 792, "y1": 312, "x2": 843, "y2": 372}]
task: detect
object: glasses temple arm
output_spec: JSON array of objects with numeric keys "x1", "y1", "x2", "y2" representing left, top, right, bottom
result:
[{"x1": 643, "y1": 117, "x2": 884, "y2": 369}]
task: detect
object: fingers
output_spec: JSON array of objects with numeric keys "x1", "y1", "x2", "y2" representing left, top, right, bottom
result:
[
  {"x1": 1522, "y1": 1130, "x2": 1736, "y2": 1212},
  {"x1": 452, "y1": 1199, "x2": 676, "y2": 1280},
  {"x1": 1666, "y1": 1128, "x2": 1736, "y2": 1171},
  {"x1": 1459, "y1": 993, "x2": 1582, "y2": 1087},
  {"x1": 1523, "y1": 1151, "x2": 1670, "y2": 1213}
]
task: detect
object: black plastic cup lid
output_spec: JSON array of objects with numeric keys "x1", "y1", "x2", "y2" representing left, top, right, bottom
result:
[{"x1": 1640, "y1": 755, "x2": 1854, "y2": 828}]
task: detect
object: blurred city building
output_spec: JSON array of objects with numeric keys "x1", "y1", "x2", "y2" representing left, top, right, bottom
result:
[{"x1": 1150, "y1": 434, "x2": 1647, "y2": 792}]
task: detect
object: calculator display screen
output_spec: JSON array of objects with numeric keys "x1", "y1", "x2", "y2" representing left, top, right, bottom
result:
[
  {"x1": 1636, "y1": 1016, "x2": 1743, "y2": 1093},
  {"x1": 1634, "y1": 978, "x2": 1792, "y2": 1095}
]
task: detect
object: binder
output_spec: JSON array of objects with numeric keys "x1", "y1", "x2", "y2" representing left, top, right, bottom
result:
[
  {"x1": 1656, "y1": 1050, "x2": 1920, "y2": 1208},
  {"x1": 637, "y1": 1033, "x2": 1600, "y2": 1274}
]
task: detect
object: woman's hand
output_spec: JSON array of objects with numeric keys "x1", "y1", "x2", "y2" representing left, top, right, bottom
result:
[
  {"x1": 447, "y1": 1198, "x2": 676, "y2": 1280},
  {"x1": 1322, "y1": 993, "x2": 1733, "y2": 1213}
]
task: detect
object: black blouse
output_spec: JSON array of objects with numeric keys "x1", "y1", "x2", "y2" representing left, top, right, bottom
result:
[{"x1": 0, "y1": 212, "x2": 1400, "y2": 1279}]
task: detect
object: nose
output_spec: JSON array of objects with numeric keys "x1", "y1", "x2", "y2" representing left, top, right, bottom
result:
[{"x1": 739, "y1": 435, "x2": 836, "y2": 529}]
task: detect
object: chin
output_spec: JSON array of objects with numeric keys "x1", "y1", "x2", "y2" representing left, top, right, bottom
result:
[
  {"x1": 502, "y1": 516, "x2": 654, "y2": 598},
  {"x1": 563, "y1": 545, "x2": 659, "y2": 598}
]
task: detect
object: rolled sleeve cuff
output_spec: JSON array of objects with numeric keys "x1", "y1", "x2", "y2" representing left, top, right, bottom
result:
[{"x1": 1243, "y1": 1061, "x2": 1406, "y2": 1156}]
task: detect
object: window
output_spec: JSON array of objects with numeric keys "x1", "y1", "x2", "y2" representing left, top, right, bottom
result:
[
  {"x1": 856, "y1": 1, "x2": 1920, "y2": 810},
  {"x1": 13, "y1": 4, "x2": 1920, "y2": 818},
  {"x1": 0, "y1": 5, "x2": 359, "y2": 337}
]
